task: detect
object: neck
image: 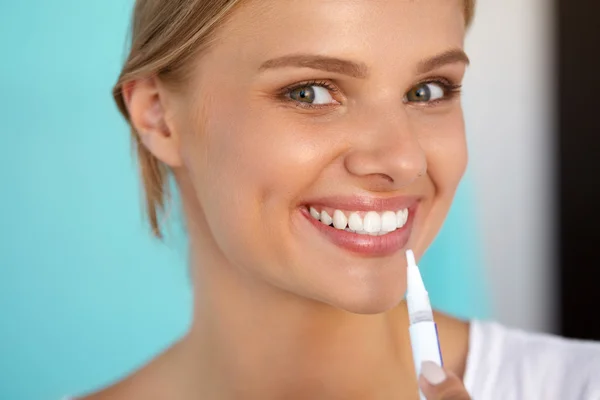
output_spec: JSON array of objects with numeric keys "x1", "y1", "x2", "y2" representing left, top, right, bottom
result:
[{"x1": 180, "y1": 229, "x2": 417, "y2": 400}]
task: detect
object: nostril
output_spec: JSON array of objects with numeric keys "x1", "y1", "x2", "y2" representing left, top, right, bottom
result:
[
  {"x1": 358, "y1": 173, "x2": 396, "y2": 192},
  {"x1": 373, "y1": 173, "x2": 394, "y2": 183}
]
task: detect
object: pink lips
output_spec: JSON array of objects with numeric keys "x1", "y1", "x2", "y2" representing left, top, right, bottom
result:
[{"x1": 300, "y1": 196, "x2": 419, "y2": 257}]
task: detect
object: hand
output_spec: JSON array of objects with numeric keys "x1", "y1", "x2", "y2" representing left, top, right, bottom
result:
[{"x1": 419, "y1": 361, "x2": 471, "y2": 400}]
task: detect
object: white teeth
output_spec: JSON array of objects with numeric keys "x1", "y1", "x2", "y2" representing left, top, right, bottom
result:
[
  {"x1": 310, "y1": 206, "x2": 409, "y2": 235},
  {"x1": 381, "y1": 211, "x2": 397, "y2": 232},
  {"x1": 347, "y1": 212, "x2": 363, "y2": 231},
  {"x1": 396, "y1": 208, "x2": 408, "y2": 228},
  {"x1": 310, "y1": 207, "x2": 320, "y2": 220},
  {"x1": 363, "y1": 211, "x2": 382, "y2": 233},
  {"x1": 333, "y1": 210, "x2": 348, "y2": 230},
  {"x1": 320, "y1": 210, "x2": 333, "y2": 226}
]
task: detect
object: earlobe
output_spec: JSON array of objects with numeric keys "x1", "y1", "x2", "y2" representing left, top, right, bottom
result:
[
  {"x1": 123, "y1": 77, "x2": 183, "y2": 168},
  {"x1": 139, "y1": 130, "x2": 154, "y2": 150}
]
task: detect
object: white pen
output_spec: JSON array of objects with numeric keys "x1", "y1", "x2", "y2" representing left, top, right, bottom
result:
[{"x1": 405, "y1": 249, "x2": 443, "y2": 400}]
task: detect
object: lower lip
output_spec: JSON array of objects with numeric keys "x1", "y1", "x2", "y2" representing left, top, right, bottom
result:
[{"x1": 300, "y1": 207, "x2": 416, "y2": 257}]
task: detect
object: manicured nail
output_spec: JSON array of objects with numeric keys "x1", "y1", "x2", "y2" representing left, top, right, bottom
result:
[{"x1": 421, "y1": 361, "x2": 447, "y2": 385}]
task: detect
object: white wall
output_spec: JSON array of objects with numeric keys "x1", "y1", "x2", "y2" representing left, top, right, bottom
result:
[{"x1": 463, "y1": 0, "x2": 556, "y2": 332}]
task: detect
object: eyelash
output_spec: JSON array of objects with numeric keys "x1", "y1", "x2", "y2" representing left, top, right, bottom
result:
[
  {"x1": 280, "y1": 78, "x2": 462, "y2": 109},
  {"x1": 414, "y1": 77, "x2": 463, "y2": 106},
  {"x1": 279, "y1": 80, "x2": 340, "y2": 109}
]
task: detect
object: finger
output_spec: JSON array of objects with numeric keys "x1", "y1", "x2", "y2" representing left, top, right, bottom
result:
[{"x1": 419, "y1": 361, "x2": 471, "y2": 400}]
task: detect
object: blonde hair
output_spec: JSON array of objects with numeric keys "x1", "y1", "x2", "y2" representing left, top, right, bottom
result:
[{"x1": 113, "y1": 0, "x2": 477, "y2": 238}]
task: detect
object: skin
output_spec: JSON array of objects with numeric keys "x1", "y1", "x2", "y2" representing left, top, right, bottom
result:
[{"x1": 85, "y1": 0, "x2": 473, "y2": 398}]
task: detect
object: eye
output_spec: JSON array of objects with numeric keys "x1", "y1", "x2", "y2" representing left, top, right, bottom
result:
[
  {"x1": 288, "y1": 83, "x2": 338, "y2": 106},
  {"x1": 405, "y1": 82, "x2": 446, "y2": 103}
]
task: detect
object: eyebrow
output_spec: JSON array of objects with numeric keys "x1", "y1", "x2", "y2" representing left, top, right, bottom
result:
[
  {"x1": 417, "y1": 49, "x2": 470, "y2": 74},
  {"x1": 259, "y1": 54, "x2": 369, "y2": 78},
  {"x1": 258, "y1": 49, "x2": 470, "y2": 78}
]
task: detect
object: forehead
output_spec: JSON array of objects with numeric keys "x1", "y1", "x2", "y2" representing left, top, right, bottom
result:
[{"x1": 215, "y1": 0, "x2": 466, "y2": 68}]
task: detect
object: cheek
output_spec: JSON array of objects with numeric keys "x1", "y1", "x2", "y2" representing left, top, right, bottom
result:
[
  {"x1": 181, "y1": 96, "x2": 331, "y2": 267},
  {"x1": 419, "y1": 112, "x2": 467, "y2": 195},
  {"x1": 203, "y1": 99, "x2": 335, "y2": 210},
  {"x1": 411, "y1": 111, "x2": 466, "y2": 251}
]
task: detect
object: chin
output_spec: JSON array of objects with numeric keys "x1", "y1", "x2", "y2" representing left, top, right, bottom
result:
[
  {"x1": 315, "y1": 281, "x2": 406, "y2": 315},
  {"x1": 338, "y1": 299, "x2": 402, "y2": 315}
]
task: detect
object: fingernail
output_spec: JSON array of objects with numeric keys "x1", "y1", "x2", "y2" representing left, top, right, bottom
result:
[{"x1": 421, "y1": 361, "x2": 447, "y2": 385}]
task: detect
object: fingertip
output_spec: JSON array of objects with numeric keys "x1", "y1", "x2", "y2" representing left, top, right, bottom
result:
[
  {"x1": 420, "y1": 361, "x2": 447, "y2": 385},
  {"x1": 418, "y1": 364, "x2": 471, "y2": 400}
]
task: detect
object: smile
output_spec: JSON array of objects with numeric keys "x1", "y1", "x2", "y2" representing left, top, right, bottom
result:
[
  {"x1": 308, "y1": 207, "x2": 409, "y2": 236},
  {"x1": 300, "y1": 196, "x2": 419, "y2": 256}
]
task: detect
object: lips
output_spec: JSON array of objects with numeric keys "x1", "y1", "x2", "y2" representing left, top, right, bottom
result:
[{"x1": 299, "y1": 196, "x2": 419, "y2": 257}]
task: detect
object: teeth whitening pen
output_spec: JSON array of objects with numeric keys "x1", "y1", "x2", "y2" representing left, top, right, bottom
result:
[{"x1": 405, "y1": 249, "x2": 443, "y2": 400}]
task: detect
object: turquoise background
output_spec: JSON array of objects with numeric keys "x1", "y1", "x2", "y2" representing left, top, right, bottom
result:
[{"x1": 0, "y1": 1, "x2": 488, "y2": 399}]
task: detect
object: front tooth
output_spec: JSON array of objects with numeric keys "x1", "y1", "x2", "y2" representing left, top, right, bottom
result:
[
  {"x1": 396, "y1": 209, "x2": 407, "y2": 228},
  {"x1": 381, "y1": 211, "x2": 397, "y2": 232},
  {"x1": 321, "y1": 210, "x2": 333, "y2": 226},
  {"x1": 363, "y1": 211, "x2": 381, "y2": 233},
  {"x1": 347, "y1": 212, "x2": 363, "y2": 231},
  {"x1": 333, "y1": 210, "x2": 348, "y2": 229},
  {"x1": 310, "y1": 207, "x2": 320, "y2": 220}
]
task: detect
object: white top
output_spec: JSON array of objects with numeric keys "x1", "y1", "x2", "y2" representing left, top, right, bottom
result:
[
  {"x1": 464, "y1": 320, "x2": 600, "y2": 400},
  {"x1": 64, "y1": 320, "x2": 600, "y2": 400}
]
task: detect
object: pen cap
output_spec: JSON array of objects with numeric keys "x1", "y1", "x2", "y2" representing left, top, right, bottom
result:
[{"x1": 406, "y1": 250, "x2": 434, "y2": 323}]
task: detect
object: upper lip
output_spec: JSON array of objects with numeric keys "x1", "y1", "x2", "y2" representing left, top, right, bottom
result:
[{"x1": 302, "y1": 195, "x2": 421, "y2": 212}]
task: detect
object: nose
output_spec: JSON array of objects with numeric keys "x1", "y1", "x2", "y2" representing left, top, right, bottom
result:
[{"x1": 343, "y1": 110, "x2": 427, "y2": 190}]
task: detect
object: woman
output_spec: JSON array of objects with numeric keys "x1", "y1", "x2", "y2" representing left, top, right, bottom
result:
[{"x1": 78, "y1": 0, "x2": 600, "y2": 399}]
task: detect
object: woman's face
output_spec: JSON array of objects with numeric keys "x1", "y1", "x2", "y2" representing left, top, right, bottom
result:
[{"x1": 170, "y1": 0, "x2": 468, "y2": 313}]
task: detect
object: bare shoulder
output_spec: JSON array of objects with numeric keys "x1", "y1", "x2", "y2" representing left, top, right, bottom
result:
[
  {"x1": 77, "y1": 362, "x2": 162, "y2": 400},
  {"x1": 434, "y1": 311, "x2": 470, "y2": 336},
  {"x1": 77, "y1": 340, "x2": 188, "y2": 400},
  {"x1": 433, "y1": 311, "x2": 470, "y2": 378}
]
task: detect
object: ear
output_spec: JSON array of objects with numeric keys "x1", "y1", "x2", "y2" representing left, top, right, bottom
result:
[{"x1": 122, "y1": 77, "x2": 183, "y2": 168}]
